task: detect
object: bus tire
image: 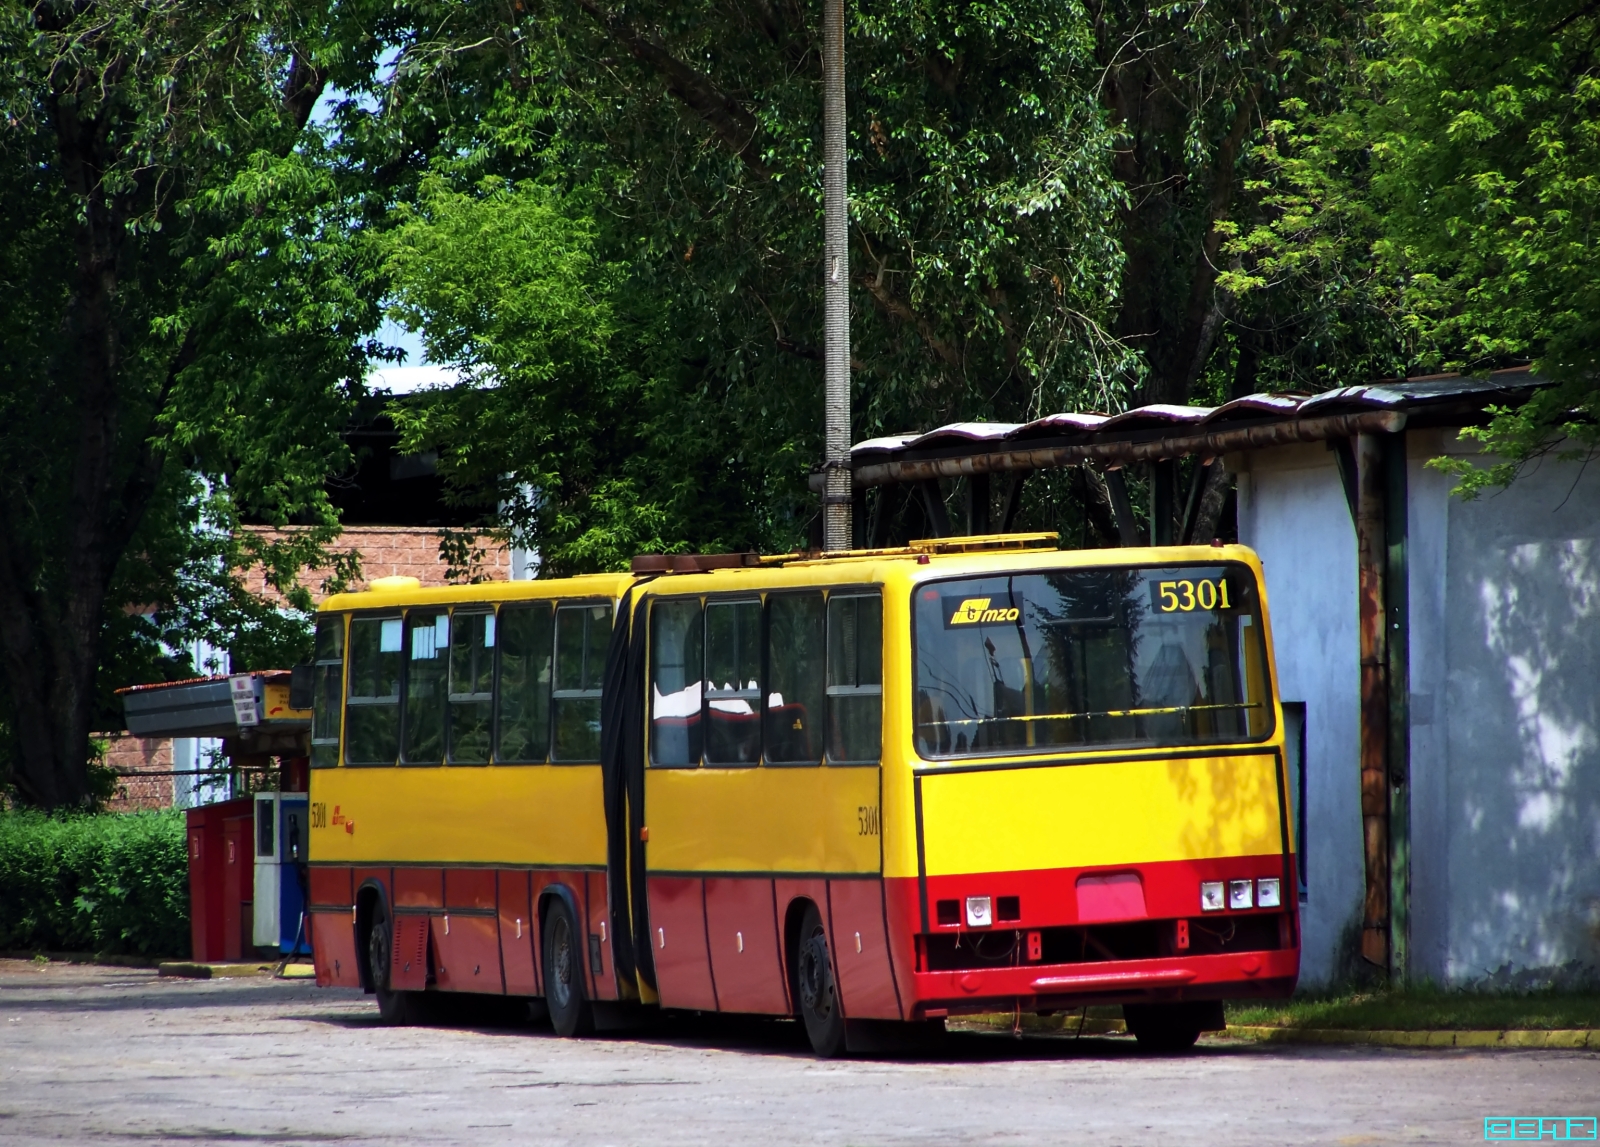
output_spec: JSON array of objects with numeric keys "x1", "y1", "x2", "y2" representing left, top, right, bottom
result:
[
  {"x1": 368, "y1": 903, "x2": 422, "y2": 1025},
  {"x1": 794, "y1": 903, "x2": 847, "y2": 1058},
  {"x1": 1123, "y1": 1003, "x2": 1204, "y2": 1053},
  {"x1": 542, "y1": 897, "x2": 594, "y2": 1038}
]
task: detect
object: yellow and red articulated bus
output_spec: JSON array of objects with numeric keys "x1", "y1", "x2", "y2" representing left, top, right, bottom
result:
[{"x1": 306, "y1": 537, "x2": 1298, "y2": 1055}]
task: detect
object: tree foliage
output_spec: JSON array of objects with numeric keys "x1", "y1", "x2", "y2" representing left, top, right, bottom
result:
[{"x1": 0, "y1": 1, "x2": 384, "y2": 807}]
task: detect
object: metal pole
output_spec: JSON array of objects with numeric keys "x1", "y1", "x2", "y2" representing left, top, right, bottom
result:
[{"x1": 821, "y1": 0, "x2": 852, "y2": 550}]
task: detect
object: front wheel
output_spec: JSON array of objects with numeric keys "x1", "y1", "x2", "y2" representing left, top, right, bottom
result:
[
  {"x1": 794, "y1": 904, "x2": 846, "y2": 1057},
  {"x1": 542, "y1": 897, "x2": 594, "y2": 1038}
]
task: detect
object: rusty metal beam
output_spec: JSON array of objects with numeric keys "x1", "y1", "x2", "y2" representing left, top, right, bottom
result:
[
  {"x1": 1355, "y1": 432, "x2": 1391, "y2": 970},
  {"x1": 848, "y1": 410, "x2": 1406, "y2": 488}
]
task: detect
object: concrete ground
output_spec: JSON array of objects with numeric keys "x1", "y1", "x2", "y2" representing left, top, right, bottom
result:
[{"x1": 0, "y1": 960, "x2": 1591, "y2": 1146}]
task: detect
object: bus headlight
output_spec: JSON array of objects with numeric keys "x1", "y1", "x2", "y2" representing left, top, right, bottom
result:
[
  {"x1": 1200, "y1": 881, "x2": 1225, "y2": 911},
  {"x1": 1257, "y1": 878, "x2": 1281, "y2": 908},
  {"x1": 1228, "y1": 879, "x2": 1254, "y2": 910},
  {"x1": 965, "y1": 896, "x2": 992, "y2": 928}
]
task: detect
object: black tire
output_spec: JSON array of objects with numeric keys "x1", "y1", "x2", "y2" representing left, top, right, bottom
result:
[
  {"x1": 1123, "y1": 1003, "x2": 1204, "y2": 1053},
  {"x1": 794, "y1": 904, "x2": 846, "y2": 1057},
  {"x1": 542, "y1": 897, "x2": 594, "y2": 1037},
  {"x1": 369, "y1": 903, "x2": 422, "y2": 1025}
]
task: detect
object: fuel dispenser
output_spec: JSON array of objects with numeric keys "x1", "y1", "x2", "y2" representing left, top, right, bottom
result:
[{"x1": 253, "y1": 793, "x2": 311, "y2": 954}]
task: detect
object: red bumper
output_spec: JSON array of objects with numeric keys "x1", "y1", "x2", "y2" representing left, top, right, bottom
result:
[{"x1": 906, "y1": 947, "x2": 1300, "y2": 1018}]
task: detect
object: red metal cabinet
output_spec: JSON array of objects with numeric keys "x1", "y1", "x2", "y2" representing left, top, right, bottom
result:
[{"x1": 185, "y1": 798, "x2": 254, "y2": 962}]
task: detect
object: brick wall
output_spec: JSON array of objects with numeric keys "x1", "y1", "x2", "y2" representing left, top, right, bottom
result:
[
  {"x1": 101, "y1": 733, "x2": 175, "y2": 812},
  {"x1": 241, "y1": 525, "x2": 513, "y2": 605}
]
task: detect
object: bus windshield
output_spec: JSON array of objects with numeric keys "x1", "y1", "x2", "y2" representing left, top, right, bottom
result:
[{"x1": 913, "y1": 564, "x2": 1272, "y2": 758}]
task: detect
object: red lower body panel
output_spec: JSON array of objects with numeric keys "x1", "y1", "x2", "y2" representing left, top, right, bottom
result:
[
  {"x1": 826, "y1": 879, "x2": 902, "y2": 1020},
  {"x1": 704, "y1": 878, "x2": 786, "y2": 1014},
  {"x1": 432, "y1": 912, "x2": 502, "y2": 993},
  {"x1": 647, "y1": 876, "x2": 718, "y2": 1010},
  {"x1": 498, "y1": 871, "x2": 539, "y2": 996},
  {"x1": 309, "y1": 909, "x2": 361, "y2": 988}
]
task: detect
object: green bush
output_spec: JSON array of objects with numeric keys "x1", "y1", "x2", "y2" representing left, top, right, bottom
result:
[{"x1": 0, "y1": 809, "x2": 188, "y2": 957}]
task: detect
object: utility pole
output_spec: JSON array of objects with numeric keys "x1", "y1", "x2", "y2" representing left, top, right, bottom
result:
[{"x1": 821, "y1": 0, "x2": 852, "y2": 551}]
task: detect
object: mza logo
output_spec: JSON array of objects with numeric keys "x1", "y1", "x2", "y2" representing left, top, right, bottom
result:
[{"x1": 946, "y1": 597, "x2": 1022, "y2": 626}]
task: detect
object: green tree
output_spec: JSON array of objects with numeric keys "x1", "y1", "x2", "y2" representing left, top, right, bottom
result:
[
  {"x1": 0, "y1": 2, "x2": 384, "y2": 808},
  {"x1": 1218, "y1": 0, "x2": 1599, "y2": 492}
]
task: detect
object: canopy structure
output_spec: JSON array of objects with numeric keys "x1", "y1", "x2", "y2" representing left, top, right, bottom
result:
[
  {"x1": 815, "y1": 367, "x2": 1548, "y2": 549},
  {"x1": 120, "y1": 670, "x2": 310, "y2": 757}
]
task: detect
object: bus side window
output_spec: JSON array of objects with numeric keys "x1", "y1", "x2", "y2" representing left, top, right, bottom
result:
[
  {"x1": 705, "y1": 599, "x2": 761, "y2": 765},
  {"x1": 827, "y1": 593, "x2": 883, "y2": 764},
  {"x1": 553, "y1": 602, "x2": 610, "y2": 762},
  {"x1": 448, "y1": 610, "x2": 495, "y2": 765},
  {"x1": 650, "y1": 599, "x2": 703, "y2": 766},
  {"x1": 310, "y1": 615, "x2": 344, "y2": 769},
  {"x1": 765, "y1": 593, "x2": 824, "y2": 765},
  {"x1": 345, "y1": 615, "x2": 402, "y2": 766},
  {"x1": 496, "y1": 603, "x2": 553, "y2": 763},
  {"x1": 402, "y1": 610, "x2": 448, "y2": 765}
]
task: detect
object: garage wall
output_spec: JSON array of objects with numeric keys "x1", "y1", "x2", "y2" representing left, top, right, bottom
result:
[{"x1": 1235, "y1": 443, "x2": 1363, "y2": 988}]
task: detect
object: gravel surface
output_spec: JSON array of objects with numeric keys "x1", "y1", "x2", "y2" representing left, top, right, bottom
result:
[{"x1": 0, "y1": 959, "x2": 1592, "y2": 1145}]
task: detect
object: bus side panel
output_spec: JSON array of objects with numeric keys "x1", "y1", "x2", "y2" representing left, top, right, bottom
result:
[
  {"x1": 432, "y1": 912, "x2": 503, "y2": 994},
  {"x1": 882, "y1": 877, "x2": 923, "y2": 995},
  {"x1": 309, "y1": 909, "x2": 361, "y2": 988},
  {"x1": 827, "y1": 878, "x2": 903, "y2": 1020},
  {"x1": 391, "y1": 913, "x2": 430, "y2": 990},
  {"x1": 309, "y1": 866, "x2": 352, "y2": 909},
  {"x1": 704, "y1": 877, "x2": 786, "y2": 1014},
  {"x1": 647, "y1": 876, "x2": 718, "y2": 1010},
  {"x1": 584, "y1": 871, "x2": 619, "y2": 1001},
  {"x1": 498, "y1": 870, "x2": 539, "y2": 996},
  {"x1": 394, "y1": 867, "x2": 444, "y2": 909}
]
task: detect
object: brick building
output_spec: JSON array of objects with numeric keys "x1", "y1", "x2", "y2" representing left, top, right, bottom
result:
[{"x1": 104, "y1": 398, "x2": 533, "y2": 811}]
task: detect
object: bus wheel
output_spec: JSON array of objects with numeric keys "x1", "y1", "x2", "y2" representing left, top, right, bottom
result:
[
  {"x1": 542, "y1": 898, "x2": 594, "y2": 1038},
  {"x1": 369, "y1": 904, "x2": 420, "y2": 1025},
  {"x1": 794, "y1": 904, "x2": 846, "y2": 1057},
  {"x1": 1123, "y1": 1003, "x2": 1204, "y2": 1053}
]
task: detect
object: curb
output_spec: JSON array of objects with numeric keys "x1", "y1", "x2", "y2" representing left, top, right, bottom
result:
[
  {"x1": 1221, "y1": 1025, "x2": 1596, "y2": 1050},
  {"x1": 158, "y1": 962, "x2": 315, "y2": 980}
]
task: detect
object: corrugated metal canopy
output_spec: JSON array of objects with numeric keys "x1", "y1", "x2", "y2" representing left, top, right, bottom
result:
[{"x1": 844, "y1": 368, "x2": 1546, "y2": 485}]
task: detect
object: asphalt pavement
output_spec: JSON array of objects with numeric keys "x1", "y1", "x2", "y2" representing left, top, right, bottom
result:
[{"x1": 0, "y1": 959, "x2": 1591, "y2": 1146}]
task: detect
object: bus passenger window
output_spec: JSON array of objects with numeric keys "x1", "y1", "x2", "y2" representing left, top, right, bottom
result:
[
  {"x1": 827, "y1": 594, "x2": 883, "y2": 763},
  {"x1": 345, "y1": 615, "x2": 401, "y2": 766},
  {"x1": 310, "y1": 615, "x2": 344, "y2": 769},
  {"x1": 650, "y1": 599, "x2": 703, "y2": 766},
  {"x1": 448, "y1": 610, "x2": 495, "y2": 764},
  {"x1": 705, "y1": 600, "x2": 761, "y2": 765},
  {"x1": 402, "y1": 610, "x2": 448, "y2": 765},
  {"x1": 765, "y1": 593, "x2": 824, "y2": 764},
  {"x1": 496, "y1": 604, "x2": 553, "y2": 763},
  {"x1": 552, "y1": 603, "x2": 610, "y2": 762}
]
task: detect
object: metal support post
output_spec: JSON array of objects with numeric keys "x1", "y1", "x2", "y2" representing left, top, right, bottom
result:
[{"x1": 821, "y1": 0, "x2": 852, "y2": 551}]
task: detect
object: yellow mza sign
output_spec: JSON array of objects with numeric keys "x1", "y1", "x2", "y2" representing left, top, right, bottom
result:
[{"x1": 947, "y1": 597, "x2": 1021, "y2": 626}]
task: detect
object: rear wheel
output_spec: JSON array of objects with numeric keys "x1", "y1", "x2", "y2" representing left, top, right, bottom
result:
[
  {"x1": 794, "y1": 904, "x2": 846, "y2": 1057},
  {"x1": 368, "y1": 904, "x2": 421, "y2": 1025},
  {"x1": 542, "y1": 898, "x2": 594, "y2": 1037},
  {"x1": 1123, "y1": 1002, "x2": 1207, "y2": 1053}
]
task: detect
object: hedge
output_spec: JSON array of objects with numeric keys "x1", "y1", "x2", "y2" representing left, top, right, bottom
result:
[{"x1": 0, "y1": 809, "x2": 189, "y2": 957}]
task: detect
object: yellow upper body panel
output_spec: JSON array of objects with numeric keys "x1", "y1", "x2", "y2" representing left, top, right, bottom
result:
[{"x1": 310, "y1": 541, "x2": 1282, "y2": 877}]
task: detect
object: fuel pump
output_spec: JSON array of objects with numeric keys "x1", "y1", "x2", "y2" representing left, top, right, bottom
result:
[{"x1": 252, "y1": 793, "x2": 311, "y2": 954}]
